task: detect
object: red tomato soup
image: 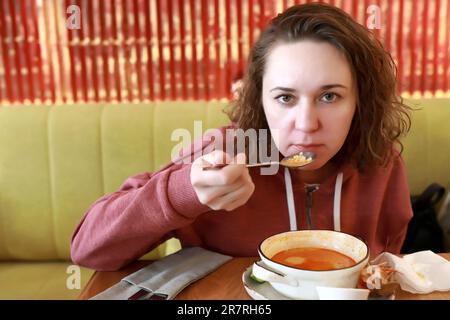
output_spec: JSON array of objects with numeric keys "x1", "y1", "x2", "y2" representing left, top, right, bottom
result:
[{"x1": 271, "y1": 247, "x2": 356, "y2": 270}]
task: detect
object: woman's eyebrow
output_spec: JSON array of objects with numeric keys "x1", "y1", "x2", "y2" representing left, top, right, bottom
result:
[
  {"x1": 321, "y1": 84, "x2": 348, "y2": 90},
  {"x1": 269, "y1": 84, "x2": 348, "y2": 92},
  {"x1": 269, "y1": 87, "x2": 297, "y2": 92}
]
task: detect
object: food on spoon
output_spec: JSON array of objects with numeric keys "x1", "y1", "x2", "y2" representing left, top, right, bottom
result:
[{"x1": 283, "y1": 153, "x2": 313, "y2": 166}]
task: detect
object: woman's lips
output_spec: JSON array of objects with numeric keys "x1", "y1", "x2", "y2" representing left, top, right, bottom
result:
[{"x1": 290, "y1": 144, "x2": 324, "y2": 153}]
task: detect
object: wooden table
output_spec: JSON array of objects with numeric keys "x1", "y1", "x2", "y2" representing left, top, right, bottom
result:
[{"x1": 79, "y1": 254, "x2": 450, "y2": 300}]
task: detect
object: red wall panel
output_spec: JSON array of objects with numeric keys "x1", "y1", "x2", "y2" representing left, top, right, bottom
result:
[{"x1": 0, "y1": 0, "x2": 449, "y2": 104}]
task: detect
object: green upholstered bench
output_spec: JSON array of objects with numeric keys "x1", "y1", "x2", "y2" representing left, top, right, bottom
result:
[
  {"x1": 401, "y1": 98, "x2": 450, "y2": 195},
  {"x1": 0, "y1": 98, "x2": 448, "y2": 299},
  {"x1": 0, "y1": 101, "x2": 229, "y2": 299}
]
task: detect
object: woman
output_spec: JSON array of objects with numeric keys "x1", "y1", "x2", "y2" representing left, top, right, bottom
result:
[{"x1": 71, "y1": 3, "x2": 413, "y2": 271}]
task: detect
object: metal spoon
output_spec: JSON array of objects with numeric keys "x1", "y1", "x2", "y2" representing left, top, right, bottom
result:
[{"x1": 202, "y1": 151, "x2": 316, "y2": 170}]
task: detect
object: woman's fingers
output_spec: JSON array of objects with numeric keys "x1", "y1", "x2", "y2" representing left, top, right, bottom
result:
[
  {"x1": 207, "y1": 179, "x2": 255, "y2": 211},
  {"x1": 195, "y1": 167, "x2": 253, "y2": 205},
  {"x1": 195, "y1": 177, "x2": 246, "y2": 204},
  {"x1": 191, "y1": 151, "x2": 247, "y2": 187},
  {"x1": 190, "y1": 150, "x2": 254, "y2": 211}
]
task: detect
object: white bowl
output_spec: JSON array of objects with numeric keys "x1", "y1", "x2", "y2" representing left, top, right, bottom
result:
[{"x1": 253, "y1": 230, "x2": 370, "y2": 300}]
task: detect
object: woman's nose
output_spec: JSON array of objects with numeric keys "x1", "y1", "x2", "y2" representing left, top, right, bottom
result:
[{"x1": 294, "y1": 100, "x2": 320, "y2": 132}]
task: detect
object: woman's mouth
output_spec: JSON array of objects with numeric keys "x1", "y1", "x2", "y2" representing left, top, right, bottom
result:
[{"x1": 290, "y1": 144, "x2": 324, "y2": 154}]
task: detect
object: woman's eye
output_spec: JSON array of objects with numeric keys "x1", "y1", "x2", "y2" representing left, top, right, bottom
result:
[
  {"x1": 275, "y1": 94, "x2": 294, "y2": 104},
  {"x1": 320, "y1": 92, "x2": 340, "y2": 103}
]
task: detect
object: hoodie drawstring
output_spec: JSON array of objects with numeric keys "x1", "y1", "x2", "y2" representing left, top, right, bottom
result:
[
  {"x1": 284, "y1": 167, "x2": 343, "y2": 232},
  {"x1": 284, "y1": 167, "x2": 297, "y2": 231},
  {"x1": 305, "y1": 184, "x2": 320, "y2": 229},
  {"x1": 333, "y1": 172, "x2": 343, "y2": 232}
]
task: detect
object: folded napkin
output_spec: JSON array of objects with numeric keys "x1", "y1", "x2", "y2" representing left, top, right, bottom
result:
[
  {"x1": 369, "y1": 250, "x2": 450, "y2": 294},
  {"x1": 90, "y1": 246, "x2": 232, "y2": 300}
]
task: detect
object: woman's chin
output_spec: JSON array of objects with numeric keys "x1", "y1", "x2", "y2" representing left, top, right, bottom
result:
[{"x1": 296, "y1": 160, "x2": 324, "y2": 171}]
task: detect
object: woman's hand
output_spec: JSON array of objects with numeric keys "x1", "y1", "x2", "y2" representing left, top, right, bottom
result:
[{"x1": 190, "y1": 150, "x2": 255, "y2": 212}]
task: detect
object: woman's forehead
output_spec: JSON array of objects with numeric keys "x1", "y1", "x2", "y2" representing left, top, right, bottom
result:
[{"x1": 263, "y1": 40, "x2": 353, "y2": 91}]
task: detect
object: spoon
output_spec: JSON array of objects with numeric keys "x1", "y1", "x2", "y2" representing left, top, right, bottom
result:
[{"x1": 202, "y1": 151, "x2": 316, "y2": 170}]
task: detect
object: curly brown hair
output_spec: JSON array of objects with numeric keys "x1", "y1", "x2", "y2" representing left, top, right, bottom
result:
[{"x1": 226, "y1": 3, "x2": 412, "y2": 171}]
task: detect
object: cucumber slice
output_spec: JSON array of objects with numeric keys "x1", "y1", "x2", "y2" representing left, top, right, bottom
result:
[{"x1": 250, "y1": 272, "x2": 266, "y2": 283}]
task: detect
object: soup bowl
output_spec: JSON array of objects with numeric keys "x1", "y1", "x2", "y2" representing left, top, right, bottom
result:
[{"x1": 253, "y1": 230, "x2": 369, "y2": 300}]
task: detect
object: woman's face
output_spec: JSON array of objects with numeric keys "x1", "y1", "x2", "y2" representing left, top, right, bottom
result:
[{"x1": 262, "y1": 40, "x2": 357, "y2": 170}]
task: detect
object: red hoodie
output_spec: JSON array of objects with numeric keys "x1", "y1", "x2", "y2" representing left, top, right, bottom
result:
[{"x1": 71, "y1": 126, "x2": 413, "y2": 271}]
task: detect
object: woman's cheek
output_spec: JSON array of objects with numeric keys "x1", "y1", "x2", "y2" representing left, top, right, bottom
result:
[
  {"x1": 266, "y1": 122, "x2": 288, "y2": 156},
  {"x1": 275, "y1": 129, "x2": 291, "y2": 157}
]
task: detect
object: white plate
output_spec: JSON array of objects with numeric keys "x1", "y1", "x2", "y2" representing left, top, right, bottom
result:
[
  {"x1": 243, "y1": 266, "x2": 388, "y2": 300},
  {"x1": 242, "y1": 266, "x2": 291, "y2": 300}
]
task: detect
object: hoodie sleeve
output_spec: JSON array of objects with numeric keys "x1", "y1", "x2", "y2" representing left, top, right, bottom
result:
[
  {"x1": 380, "y1": 153, "x2": 414, "y2": 254},
  {"x1": 69, "y1": 127, "x2": 231, "y2": 271}
]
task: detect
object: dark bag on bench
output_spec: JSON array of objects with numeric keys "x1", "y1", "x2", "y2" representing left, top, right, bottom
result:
[{"x1": 401, "y1": 183, "x2": 446, "y2": 254}]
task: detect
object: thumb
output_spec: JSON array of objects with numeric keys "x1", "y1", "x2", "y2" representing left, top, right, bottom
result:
[{"x1": 206, "y1": 149, "x2": 232, "y2": 166}]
